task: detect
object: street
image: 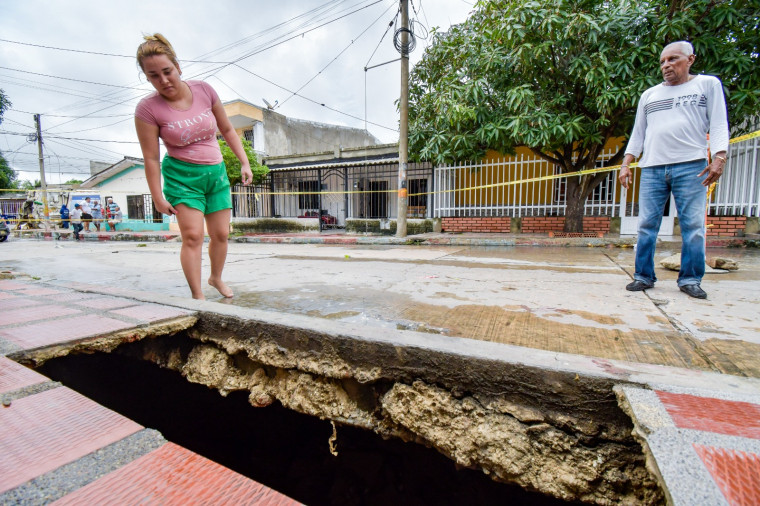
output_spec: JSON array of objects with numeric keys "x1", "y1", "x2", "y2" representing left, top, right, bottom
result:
[{"x1": 2, "y1": 238, "x2": 760, "y2": 377}]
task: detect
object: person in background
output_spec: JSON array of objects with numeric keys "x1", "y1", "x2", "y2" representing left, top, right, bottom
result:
[
  {"x1": 80, "y1": 197, "x2": 93, "y2": 232},
  {"x1": 59, "y1": 202, "x2": 70, "y2": 229},
  {"x1": 107, "y1": 205, "x2": 123, "y2": 231},
  {"x1": 91, "y1": 199, "x2": 103, "y2": 232},
  {"x1": 619, "y1": 41, "x2": 729, "y2": 299},
  {"x1": 134, "y1": 33, "x2": 253, "y2": 300},
  {"x1": 70, "y1": 203, "x2": 83, "y2": 241},
  {"x1": 106, "y1": 198, "x2": 120, "y2": 219}
]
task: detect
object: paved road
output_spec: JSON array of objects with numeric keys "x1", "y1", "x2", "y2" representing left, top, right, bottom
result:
[{"x1": 3, "y1": 238, "x2": 759, "y2": 376}]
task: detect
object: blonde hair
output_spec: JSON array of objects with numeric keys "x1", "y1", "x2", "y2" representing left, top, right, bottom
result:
[{"x1": 136, "y1": 33, "x2": 180, "y2": 71}]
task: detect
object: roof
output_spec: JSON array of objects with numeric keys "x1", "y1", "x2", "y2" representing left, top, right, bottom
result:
[
  {"x1": 268, "y1": 156, "x2": 400, "y2": 172},
  {"x1": 79, "y1": 157, "x2": 144, "y2": 188}
]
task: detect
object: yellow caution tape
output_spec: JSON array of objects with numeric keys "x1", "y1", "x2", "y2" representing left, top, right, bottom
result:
[{"x1": 4, "y1": 129, "x2": 758, "y2": 199}]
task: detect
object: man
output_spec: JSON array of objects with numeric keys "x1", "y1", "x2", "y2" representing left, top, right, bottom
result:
[
  {"x1": 619, "y1": 41, "x2": 729, "y2": 299},
  {"x1": 70, "y1": 203, "x2": 83, "y2": 241},
  {"x1": 80, "y1": 197, "x2": 93, "y2": 232},
  {"x1": 107, "y1": 205, "x2": 123, "y2": 231}
]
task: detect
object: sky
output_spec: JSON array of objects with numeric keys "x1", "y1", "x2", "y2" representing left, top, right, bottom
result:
[{"x1": 0, "y1": 0, "x2": 475, "y2": 184}]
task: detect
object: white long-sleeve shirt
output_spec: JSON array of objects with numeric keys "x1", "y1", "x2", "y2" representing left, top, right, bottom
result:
[{"x1": 625, "y1": 74, "x2": 729, "y2": 168}]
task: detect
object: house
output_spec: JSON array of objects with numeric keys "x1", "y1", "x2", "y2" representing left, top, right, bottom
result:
[
  {"x1": 78, "y1": 157, "x2": 166, "y2": 231},
  {"x1": 231, "y1": 143, "x2": 434, "y2": 233},
  {"x1": 223, "y1": 99, "x2": 380, "y2": 158}
]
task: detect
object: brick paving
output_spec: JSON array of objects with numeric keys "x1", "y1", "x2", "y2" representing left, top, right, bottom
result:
[
  {"x1": 617, "y1": 385, "x2": 760, "y2": 506},
  {"x1": 0, "y1": 279, "x2": 301, "y2": 505}
]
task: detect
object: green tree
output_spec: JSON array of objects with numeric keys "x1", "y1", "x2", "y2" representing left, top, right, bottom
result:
[
  {"x1": 218, "y1": 139, "x2": 269, "y2": 186},
  {"x1": 20, "y1": 179, "x2": 39, "y2": 190},
  {"x1": 1, "y1": 152, "x2": 17, "y2": 190},
  {"x1": 0, "y1": 89, "x2": 15, "y2": 191},
  {"x1": 63, "y1": 179, "x2": 83, "y2": 185},
  {"x1": 409, "y1": 0, "x2": 760, "y2": 232}
]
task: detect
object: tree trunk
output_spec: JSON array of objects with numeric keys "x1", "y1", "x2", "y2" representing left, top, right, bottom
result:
[{"x1": 564, "y1": 177, "x2": 585, "y2": 233}]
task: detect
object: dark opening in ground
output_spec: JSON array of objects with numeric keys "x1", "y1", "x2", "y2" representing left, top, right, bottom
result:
[{"x1": 38, "y1": 352, "x2": 575, "y2": 505}]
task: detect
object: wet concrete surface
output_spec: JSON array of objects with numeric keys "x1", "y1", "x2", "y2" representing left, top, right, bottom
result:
[{"x1": 2, "y1": 239, "x2": 759, "y2": 377}]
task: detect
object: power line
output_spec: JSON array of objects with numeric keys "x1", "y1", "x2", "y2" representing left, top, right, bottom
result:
[
  {"x1": 233, "y1": 64, "x2": 397, "y2": 132},
  {"x1": 0, "y1": 66, "x2": 142, "y2": 90},
  {"x1": 278, "y1": 0, "x2": 397, "y2": 109},
  {"x1": 8, "y1": 109, "x2": 133, "y2": 119}
]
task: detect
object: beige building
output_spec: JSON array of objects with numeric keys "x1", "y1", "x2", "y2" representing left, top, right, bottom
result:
[{"x1": 223, "y1": 100, "x2": 380, "y2": 159}]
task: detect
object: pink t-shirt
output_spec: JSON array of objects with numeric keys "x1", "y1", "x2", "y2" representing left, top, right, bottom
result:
[{"x1": 135, "y1": 80, "x2": 223, "y2": 165}]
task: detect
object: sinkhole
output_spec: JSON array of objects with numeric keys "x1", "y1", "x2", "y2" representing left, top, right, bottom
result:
[{"x1": 37, "y1": 350, "x2": 571, "y2": 506}]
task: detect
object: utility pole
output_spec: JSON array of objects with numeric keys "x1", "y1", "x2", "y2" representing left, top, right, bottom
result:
[
  {"x1": 396, "y1": 0, "x2": 409, "y2": 237},
  {"x1": 34, "y1": 114, "x2": 50, "y2": 226}
]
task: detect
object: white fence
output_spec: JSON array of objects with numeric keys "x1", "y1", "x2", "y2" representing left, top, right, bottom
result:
[
  {"x1": 433, "y1": 148, "x2": 621, "y2": 218},
  {"x1": 709, "y1": 133, "x2": 760, "y2": 217},
  {"x1": 433, "y1": 135, "x2": 760, "y2": 219}
]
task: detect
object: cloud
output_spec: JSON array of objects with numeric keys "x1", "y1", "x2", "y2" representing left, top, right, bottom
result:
[{"x1": 1, "y1": 0, "x2": 472, "y2": 182}]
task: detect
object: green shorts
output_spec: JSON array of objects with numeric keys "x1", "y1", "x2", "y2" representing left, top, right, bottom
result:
[{"x1": 161, "y1": 156, "x2": 232, "y2": 215}]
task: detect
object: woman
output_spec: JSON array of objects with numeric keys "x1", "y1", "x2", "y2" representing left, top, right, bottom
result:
[{"x1": 135, "y1": 34, "x2": 252, "y2": 299}]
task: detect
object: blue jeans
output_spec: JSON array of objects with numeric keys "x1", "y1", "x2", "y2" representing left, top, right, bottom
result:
[
  {"x1": 72, "y1": 223, "x2": 83, "y2": 240},
  {"x1": 634, "y1": 159, "x2": 707, "y2": 287}
]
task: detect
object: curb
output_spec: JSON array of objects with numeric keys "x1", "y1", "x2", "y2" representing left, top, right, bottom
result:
[{"x1": 9, "y1": 228, "x2": 760, "y2": 248}]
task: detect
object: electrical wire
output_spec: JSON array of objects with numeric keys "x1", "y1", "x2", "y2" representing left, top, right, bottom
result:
[
  {"x1": 278, "y1": 0, "x2": 397, "y2": 109},
  {"x1": 233, "y1": 63, "x2": 397, "y2": 132},
  {"x1": 0, "y1": 66, "x2": 142, "y2": 90}
]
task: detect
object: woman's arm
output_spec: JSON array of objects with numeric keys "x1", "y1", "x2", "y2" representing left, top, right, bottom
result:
[
  {"x1": 135, "y1": 117, "x2": 177, "y2": 215},
  {"x1": 212, "y1": 100, "x2": 253, "y2": 185}
]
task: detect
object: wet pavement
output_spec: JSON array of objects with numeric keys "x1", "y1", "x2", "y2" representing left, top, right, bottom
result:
[
  {"x1": 3, "y1": 236, "x2": 760, "y2": 378},
  {"x1": 1, "y1": 233, "x2": 759, "y2": 503}
]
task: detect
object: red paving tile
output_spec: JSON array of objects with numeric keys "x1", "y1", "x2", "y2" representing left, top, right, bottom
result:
[
  {"x1": 14, "y1": 287, "x2": 67, "y2": 296},
  {"x1": 656, "y1": 391, "x2": 760, "y2": 440},
  {"x1": 110, "y1": 303, "x2": 193, "y2": 323},
  {"x1": 694, "y1": 444, "x2": 760, "y2": 506},
  {"x1": 0, "y1": 314, "x2": 134, "y2": 350},
  {"x1": 0, "y1": 297, "x2": 44, "y2": 310},
  {"x1": 75, "y1": 297, "x2": 137, "y2": 310},
  {"x1": 0, "y1": 357, "x2": 48, "y2": 394},
  {"x1": 0, "y1": 387, "x2": 142, "y2": 494},
  {"x1": 52, "y1": 442, "x2": 300, "y2": 506},
  {"x1": 0, "y1": 280, "x2": 31, "y2": 291},
  {"x1": 0, "y1": 305, "x2": 82, "y2": 326},
  {"x1": 46, "y1": 291, "x2": 100, "y2": 303}
]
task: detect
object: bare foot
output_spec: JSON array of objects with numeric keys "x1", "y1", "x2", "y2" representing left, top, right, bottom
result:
[
  {"x1": 191, "y1": 291, "x2": 206, "y2": 300},
  {"x1": 208, "y1": 277, "x2": 233, "y2": 298}
]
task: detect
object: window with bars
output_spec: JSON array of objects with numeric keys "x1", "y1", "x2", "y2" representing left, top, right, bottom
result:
[
  {"x1": 298, "y1": 180, "x2": 320, "y2": 210},
  {"x1": 243, "y1": 128, "x2": 254, "y2": 147},
  {"x1": 126, "y1": 194, "x2": 161, "y2": 222}
]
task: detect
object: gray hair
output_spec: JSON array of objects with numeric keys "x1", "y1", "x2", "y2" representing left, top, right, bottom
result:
[{"x1": 663, "y1": 41, "x2": 694, "y2": 57}]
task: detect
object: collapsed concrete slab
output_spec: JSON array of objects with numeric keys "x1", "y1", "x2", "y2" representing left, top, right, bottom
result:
[{"x1": 96, "y1": 306, "x2": 665, "y2": 505}]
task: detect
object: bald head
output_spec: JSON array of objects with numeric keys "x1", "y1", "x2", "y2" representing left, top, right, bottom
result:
[{"x1": 662, "y1": 41, "x2": 694, "y2": 58}]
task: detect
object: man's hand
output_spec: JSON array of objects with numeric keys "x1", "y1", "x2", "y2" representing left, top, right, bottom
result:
[
  {"x1": 698, "y1": 156, "x2": 725, "y2": 187},
  {"x1": 618, "y1": 165, "x2": 633, "y2": 189}
]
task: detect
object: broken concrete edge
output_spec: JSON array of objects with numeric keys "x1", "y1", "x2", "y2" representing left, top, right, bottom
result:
[
  {"x1": 7, "y1": 315, "x2": 198, "y2": 367},
  {"x1": 48, "y1": 279, "x2": 760, "y2": 397}
]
